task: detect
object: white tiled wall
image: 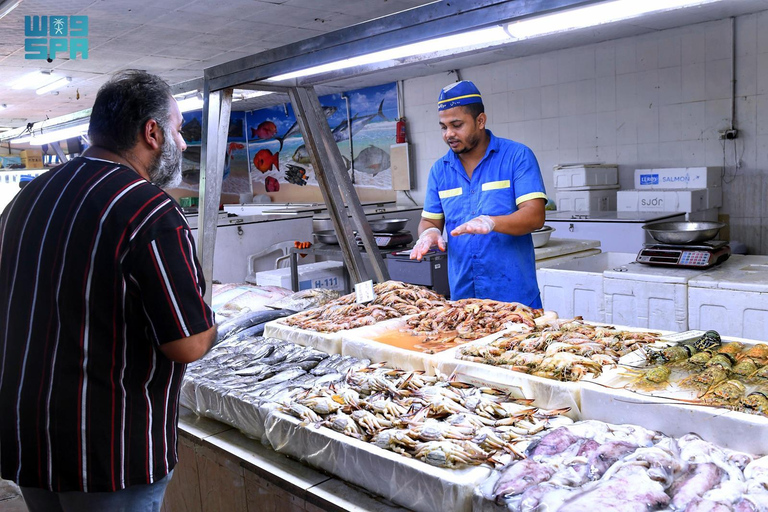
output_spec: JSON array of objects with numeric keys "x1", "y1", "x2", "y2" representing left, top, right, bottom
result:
[{"x1": 400, "y1": 13, "x2": 768, "y2": 254}]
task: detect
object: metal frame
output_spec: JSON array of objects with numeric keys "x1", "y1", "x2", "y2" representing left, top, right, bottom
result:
[{"x1": 192, "y1": 0, "x2": 604, "y2": 298}]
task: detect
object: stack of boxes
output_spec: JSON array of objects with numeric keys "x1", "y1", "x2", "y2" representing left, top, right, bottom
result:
[
  {"x1": 20, "y1": 150, "x2": 43, "y2": 169},
  {"x1": 553, "y1": 164, "x2": 619, "y2": 212},
  {"x1": 617, "y1": 167, "x2": 722, "y2": 221}
]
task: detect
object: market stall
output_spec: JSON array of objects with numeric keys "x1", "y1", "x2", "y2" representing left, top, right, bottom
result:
[{"x1": 174, "y1": 281, "x2": 768, "y2": 512}]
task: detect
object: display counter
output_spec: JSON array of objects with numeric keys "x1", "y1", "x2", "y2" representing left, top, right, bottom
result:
[{"x1": 165, "y1": 407, "x2": 408, "y2": 512}]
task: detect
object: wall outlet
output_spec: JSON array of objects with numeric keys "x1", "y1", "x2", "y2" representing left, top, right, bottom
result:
[{"x1": 718, "y1": 129, "x2": 739, "y2": 140}]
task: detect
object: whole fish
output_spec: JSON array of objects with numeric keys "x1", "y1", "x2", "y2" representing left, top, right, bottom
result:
[
  {"x1": 216, "y1": 309, "x2": 294, "y2": 341},
  {"x1": 331, "y1": 99, "x2": 387, "y2": 142},
  {"x1": 276, "y1": 106, "x2": 337, "y2": 150},
  {"x1": 251, "y1": 120, "x2": 277, "y2": 140},
  {"x1": 253, "y1": 149, "x2": 279, "y2": 173},
  {"x1": 250, "y1": 368, "x2": 307, "y2": 392},
  {"x1": 292, "y1": 145, "x2": 311, "y2": 164},
  {"x1": 354, "y1": 145, "x2": 390, "y2": 176}
]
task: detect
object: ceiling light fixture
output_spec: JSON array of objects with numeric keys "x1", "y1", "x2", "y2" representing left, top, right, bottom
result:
[
  {"x1": 267, "y1": 25, "x2": 510, "y2": 82},
  {"x1": 266, "y1": 0, "x2": 723, "y2": 82},
  {"x1": 14, "y1": 123, "x2": 89, "y2": 145},
  {"x1": 12, "y1": 70, "x2": 55, "y2": 90},
  {"x1": 504, "y1": 0, "x2": 721, "y2": 40},
  {"x1": 36, "y1": 76, "x2": 72, "y2": 95},
  {"x1": 174, "y1": 90, "x2": 274, "y2": 113}
]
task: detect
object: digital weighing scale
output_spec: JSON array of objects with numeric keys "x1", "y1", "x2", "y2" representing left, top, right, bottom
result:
[{"x1": 636, "y1": 240, "x2": 731, "y2": 269}]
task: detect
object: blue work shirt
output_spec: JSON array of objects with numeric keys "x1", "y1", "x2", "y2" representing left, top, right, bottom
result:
[{"x1": 422, "y1": 130, "x2": 547, "y2": 307}]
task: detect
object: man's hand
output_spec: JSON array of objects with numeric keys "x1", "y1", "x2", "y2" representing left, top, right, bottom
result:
[
  {"x1": 450, "y1": 215, "x2": 495, "y2": 236},
  {"x1": 410, "y1": 227, "x2": 446, "y2": 260}
]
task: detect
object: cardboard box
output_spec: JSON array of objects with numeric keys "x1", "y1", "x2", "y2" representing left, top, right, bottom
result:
[
  {"x1": 555, "y1": 185, "x2": 618, "y2": 212},
  {"x1": 553, "y1": 164, "x2": 618, "y2": 189},
  {"x1": 617, "y1": 188, "x2": 721, "y2": 213},
  {"x1": 633, "y1": 167, "x2": 722, "y2": 189},
  {"x1": 254, "y1": 260, "x2": 346, "y2": 291}
]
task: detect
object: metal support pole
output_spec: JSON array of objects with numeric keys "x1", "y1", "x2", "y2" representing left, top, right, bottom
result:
[
  {"x1": 287, "y1": 86, "x2": 389, "y2": 284},
  {"x1": 198, "y1": 83, "x2": 233, "y2": 304},
  {"x1": 49, "y1": 142, "x2": 68, "y2": 163}
]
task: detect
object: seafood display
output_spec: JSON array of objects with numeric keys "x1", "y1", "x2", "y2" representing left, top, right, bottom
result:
[
  {"x1": 404, "y1": 299, "x2": 541, "y2": 343},
  {"x1": 279, "y1": 280, "x2": 445, "y2": 332},
  {"x1": 211, "y1": 283, "x2": 293, "y2": 322},
  {"x1": 184, "y1": 335, "x2": 370, "y2": 409},
  {"x1": 479, "y1": 420, "x2": 768, "y2": 511},
  {"x1": 618, "y1": 333, "x2": 768, "y2": 417},
  {"x1": 266, "y1": 288, "x2": 341, "y2": 313},
  {"x1": 278, "y1": 366, "x2": 573, "y2": 469},
  {"x1": 458, "y1": 319, "x2": 661, "y2": 381}
]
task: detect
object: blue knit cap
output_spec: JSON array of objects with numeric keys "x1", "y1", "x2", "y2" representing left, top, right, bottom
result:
[{"x1": 437, "y1": 80, "x2": 483, "y2": 111}]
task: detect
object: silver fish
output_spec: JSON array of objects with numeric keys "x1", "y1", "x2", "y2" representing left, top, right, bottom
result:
[
  {"x1": 353, "y1": 145, "x2": 390, "y2": 176},
  {"x1": 331, "y1": 99, "x2": 386, "y2": 143}
]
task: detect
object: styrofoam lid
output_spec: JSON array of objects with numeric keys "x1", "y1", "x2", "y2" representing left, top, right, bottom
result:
[
  {"x1": 553, "y1": 163, "x2": 617, "y2": 170},
  {"x1": 688, "y1": 254, "x2": 768, "y2": 291},
  {"x1": 603, "y1": 261, "x2": 703, "y2": 283}
]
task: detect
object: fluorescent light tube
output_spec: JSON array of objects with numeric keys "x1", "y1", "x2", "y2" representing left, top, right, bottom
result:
[
  {"x1": 505, "y1": 0, "x2": 722, "y2": 39},
  {"x1": 0, "y1": 0, "x2": 24, "y2": 21},
  {"x1": 14, "y1": 123, "x2": 89, "y2": 145},
  {"x1": 36, "y1": 77, "x2": 72, "y2": 95},
  {"x1": 267, "y1": 25, "x2": 510, "y2": 82},
  {"x1": 177, "y1": 95, "x2": 204, "y2": 113}
]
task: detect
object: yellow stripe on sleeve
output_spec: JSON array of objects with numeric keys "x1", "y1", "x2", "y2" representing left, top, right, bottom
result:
[
  {"x1": 421, "y1": 211, "x2": 445, "y2": 220},
  {"x1": 516, "y1": 192, "x2": 548, "y2": 206}
]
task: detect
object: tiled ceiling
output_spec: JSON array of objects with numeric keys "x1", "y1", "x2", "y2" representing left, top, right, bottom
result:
[
  {"x1": 0, "y1": 0, "x2": 436, "y2": 129},
  {"x1": 3, "y1": 0, "x2": 768, "y2": 132}
]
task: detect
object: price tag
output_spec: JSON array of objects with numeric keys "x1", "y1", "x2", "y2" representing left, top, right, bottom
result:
[{"x1": 355, "y1": 280, "x2": 376, "y2": 304}]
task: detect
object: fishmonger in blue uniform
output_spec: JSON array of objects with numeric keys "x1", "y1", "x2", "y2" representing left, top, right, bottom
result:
[{"x1": 411, "y1": 80, "x2": 548, "y2": 307}]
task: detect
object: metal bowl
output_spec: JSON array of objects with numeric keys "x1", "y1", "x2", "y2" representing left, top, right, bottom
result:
[
  {"x1": 643, "y1": 221, "x2": 726, "y2": 245},
  {"x1": 532, "y1": 225, "x2": 556, "y2": 248},
  {"x1": 368, "y1": 218, "x2": 408, "y2": 233},
  {"x1": 313, "y1": 230, "x2": 339, "y2": 245}
]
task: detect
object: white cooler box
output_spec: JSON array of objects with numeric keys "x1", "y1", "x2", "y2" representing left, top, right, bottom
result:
[
  {"x1": 688, "y1": 255, "x2": 768, "y2": 339},
  {"x1": 253, "y1": 261, "x2": 347, "y2": 291},
  {"x1": 553, "y1": 164, "x2": 618, "y2": 189},
  {"x1": 634, "y1": 167, "x2": 722, "y2": 189},
  {"x1": 537, "y1": 252, "x2": 637, "y2": 322},
  {"x1": 603, "y1": 262, "x2": 699, "y2": 331},
  {"x1": 617, "y1": 187, "x2": 722, "y2": 213},
  {"x1": 555, "y1": 185, "x2": 619, "y2": 212}
]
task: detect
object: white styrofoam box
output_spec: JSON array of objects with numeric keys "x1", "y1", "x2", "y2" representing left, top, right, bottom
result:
[
  {"x1": 687, "y1": 255, "x2": 768, "y2": 339},
  {"x1": 633, "y1": 167, "x2": 722, "y2": 189},
  {"x1": 685, "y1": 208, "x2": 720, "y2": 222},
  {"x1": 617, "y1": 188, "x2": 721, "y2": 213},
  {"x1": 536, "y1": 252, "x2": 637, "y2": 322},
  {"x1": 553, "y1": 164, "x2": 618, "y2": 189},
  {"x1": 555, "y1": 185, "x2": 618, "y2": 212},
  {"x1": 581, "y1": 382, "x2": 768, "y2": 455},
  {"x1": 603, "y1": 262, "x2": 699, "y2": 331},
  {"x1": 254, "y1": 261, "x2": 346, "y2": 291}
]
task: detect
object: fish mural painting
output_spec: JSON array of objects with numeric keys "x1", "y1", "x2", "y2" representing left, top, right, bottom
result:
[
  {"x1": 246, "y1": 82, "x2": 398, "y2": 202},
  {"x1": 253, "y1": 149, "x2": 279, "y2": 173}
]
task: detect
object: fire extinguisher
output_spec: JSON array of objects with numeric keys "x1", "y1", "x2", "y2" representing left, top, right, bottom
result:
[{"x1": 396, "y1": 117, "x2": 407, "y2": 144}]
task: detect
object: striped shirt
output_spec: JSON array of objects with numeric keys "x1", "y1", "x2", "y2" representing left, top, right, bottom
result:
[{"x1": 0, "y1": 156, "x2": 214, "y2": 492}]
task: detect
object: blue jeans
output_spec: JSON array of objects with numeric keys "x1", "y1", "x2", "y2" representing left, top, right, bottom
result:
[{"x1": 19, "y1": 470, "x2": 173, "y2": 512}]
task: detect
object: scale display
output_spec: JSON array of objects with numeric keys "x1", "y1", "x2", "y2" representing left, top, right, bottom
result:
[{"x1": 636, "y1": 241, "x2": 730, "y2": 269}]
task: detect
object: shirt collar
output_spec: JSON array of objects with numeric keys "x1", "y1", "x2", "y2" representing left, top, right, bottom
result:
[{"x1": 442, "y1": 129, "x2": 499, "y2": 164}]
